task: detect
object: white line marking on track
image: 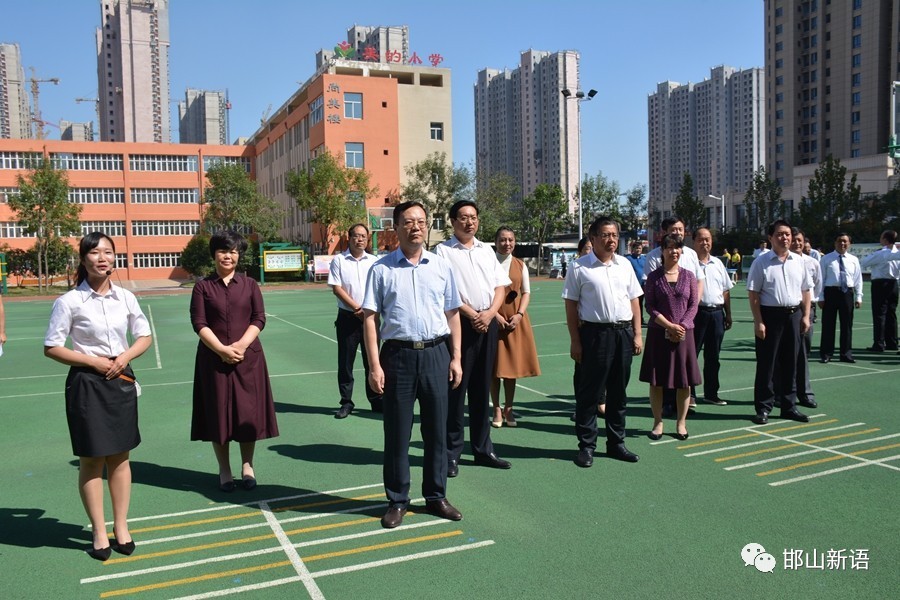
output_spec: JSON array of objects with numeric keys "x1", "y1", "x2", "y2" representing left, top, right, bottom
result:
[
  {"x1": 147, "y1": 305, "x2": 162, "y2": 369},
  {"x1": 259, "y1": 500, "x2": 324, "y2": 600},
  {"x1": 650, "y1": 414, "x2": 830, "y2": 445},
  {"x1": 724, "y1": 433, "x2": 900, "y2": 470},
  {"x1": 532, "y1": 320, "x2": 566, "y2": 328},
  {"x1": 269, "y1": 314, "x2": 336, "y2": 344},
  {"x1": 745, "y1": 428, "x2": 900, "y2": 473},
  {"x1": 769, "y1": 454, "x2": 900, "y2": 486},
  {"x1": 682, "y1": 423, "x2": 866, "y2": 457}
]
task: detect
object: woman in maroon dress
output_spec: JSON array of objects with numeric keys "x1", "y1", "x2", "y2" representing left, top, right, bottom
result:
[
  {"x1": 191, "y1": 231, "x2": 278, "y2": 492},
  {"x1": 639, "y1": 233, "x2": 701, "y2": 441}
]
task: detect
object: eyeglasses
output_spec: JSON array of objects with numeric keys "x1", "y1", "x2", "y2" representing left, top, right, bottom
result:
[
  {"x1": 350, "y1": 234, "x2": 368, "y2": 239},
  {"x1": 596, "y1": 232, "x2": 619, "y2": 240},
  {"x1": 454, "y1": 215, "x2": 478, "y2": 224},
  {"x1": 401, "y1": 219, "x2": 428, "y2": 229}
]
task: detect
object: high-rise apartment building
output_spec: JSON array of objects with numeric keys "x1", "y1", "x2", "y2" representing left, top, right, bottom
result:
[
  {"x1": 0, "y1": 43, "x2": 32, "y2": 139},
  {"x1": 316, "y1": 25, "x2": 410, "y2": 68},
  {"x1": 475, "y1": 50, "x2": 580, "y2": 209},
  {"x1": 765, "y1": 0, "x2": 900, "y2": 200},
  {"x1": 60, "y1": 120, "x2": 94, "y2": 141},
  {"x1": 178, "y1": 89, "x2": 229, "y2": 145},
  {"x1": 96, "y1": 0, "x2": 170, "y2": 143},
  {"x1": 647, "y1": 65, "x2": 765, "y2": 230}
]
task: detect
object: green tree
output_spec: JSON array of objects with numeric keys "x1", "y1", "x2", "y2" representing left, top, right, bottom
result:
[
  {"x1": 672, "y1": 172, "x2": 706, "y2": 233},
  {"x1": 286, "y1": 148, "x2": 377, "y2": 252},
  {"x1": 580, "y1": 171, "x2": 622, "y2": 235},
  {"x1": 797, "y1": 156, "x2": 862, "y2": 247},
  {"x1": 202, "y1": 163, "x2": 283, "y2": 240},
  {"x1": 181, "y1": 233, "x2": 214, "y2": 278},
  {"x1": 742, "y1": 166, "x2": 784, "y2": 233},
  {"x1": 521, "y1": 184, "x2": 568, "y2": 275},
  {"x1": 401, "y1": 152, "x2": 470, "y2": 246},
  {"x1": 9, "y1": 157, "x2": 81, "y2": 293},
  {"x1": 42, "y1": 237, "x2": 78, "y2": 287},
  {"x1": 620, "y1": 183, "x2": 648, "y2": 239},
  {"x1": 473, "y1": 169, "x2": 517, "y2": 243},
  {"x1": 0, "y1": 245, "x2": 30, "y2": 287}
]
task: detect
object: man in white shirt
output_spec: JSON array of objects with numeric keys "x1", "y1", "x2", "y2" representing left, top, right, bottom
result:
[
  {"x1": 861, "y1": 230, "x2": 900, "y2": 352},
  {"x1": 435, "y1": 200, "x2": 512, "y2": 475},
  {"x1": 752, "y1": 241, "x2": 770, "y2": 259},
  {"x1": 691, "y1": 228, "x2": 733, "y2": 406},
  {"x1": 328, "y1": 224, "x2": 382, "y2": 419},
  {"x1": 819, "y1": 233, "x2": 863, "y2": 363},
  {"x1": 792, "y1": 228, "x2": 822, "y2": 409}
]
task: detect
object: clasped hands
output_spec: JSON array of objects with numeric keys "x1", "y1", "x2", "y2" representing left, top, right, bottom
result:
[
  {"x1": 219, "y1": 344, "x2": 246, "y2": 365},
  {"x1": 470, "y1": 309, "x2": 494, "y2": 333},
  {"x1": 665, "y1": 324, "x2": 686, "y2": 343}
]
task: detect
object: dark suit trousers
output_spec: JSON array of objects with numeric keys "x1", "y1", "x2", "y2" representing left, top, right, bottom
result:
[
  {"x1": 691, "y1": 308, "x2": 725, "y2": 400},
  {"x1": 820, "y1": 287, "x2": 854, "y2": 360},
  {"x1": 755, "y1": 307, "x2": 801, "y2": 414},
  {"x1": 871, "y1": 279, "x2": 899, "y2": 350},
  {"x1": 381, "y1": 342, "x2": 449, "y2": 506},
  {"x1": 575, "y1": 323, "x2": 633, "y2": 451},
  {"x1": 447, "y1": 318, "x2": 497, "y2": 462},
  {"x1": 336, "y1": 309, "x2": 382, "y2": 407}
]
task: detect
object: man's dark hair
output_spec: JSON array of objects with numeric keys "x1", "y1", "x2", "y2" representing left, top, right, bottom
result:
[
  {"x1": 588, "y1": 216, "x2": 620, "y2": 237},
  {"x1": 448, "y1": 200, "x2": 478, "y2": 220},
  {"x1": 883, "y1": 230, "x2": 898, "y2": 245},
  {"x1": 348, "y1": 223, "x2": 369, "y2": 236},
  {"x1": 660, "y1": 216, "x2": 685, "y2": 232},
  {"x1": 766, "y1": 219, "x2": 792, "y2": 237},
  {"x1": 835, "y1": 232, "x2": 852, "y2": 242},
  {"x1": 393, "y1": 201, "x2": 427, "y2": 225}
]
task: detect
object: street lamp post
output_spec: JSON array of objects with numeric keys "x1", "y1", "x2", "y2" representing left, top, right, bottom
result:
[
  {"x1": 707, "y1": 193, "x2": 725, "y2": 232},
  {"x1": 562, "y1": 88, "x2": 597, "y2": 237}
]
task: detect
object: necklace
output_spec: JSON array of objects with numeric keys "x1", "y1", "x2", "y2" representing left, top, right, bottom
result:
[{"x1": 665, "y1": 268, "x2": 679, "y2": 274}]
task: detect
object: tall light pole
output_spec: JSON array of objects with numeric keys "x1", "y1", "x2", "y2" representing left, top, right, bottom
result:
[
  {"x1": 562, "y1": 88, "x2": 597, "y2": 237},
  {"x1": 707, "y1": 194, "x2": 725, "y2": 232}
]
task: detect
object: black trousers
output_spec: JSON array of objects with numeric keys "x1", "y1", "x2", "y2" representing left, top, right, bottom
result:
[
  {"x1": 797, "y1": 304, "x2": 816, "y2": 402},
  {"x1": 447, "y1": 318, "x2": 497, "y2": 462},
  {"x1": 381, "y1": 342, "x2": 450, "y2": 506},
  {"x1": 871, "y1": 279, "x2": 899, "y2": 350},
  {"x1": 335, "y1": 309, "x2": 382, "y2": 408},
  {"x1": 754, "y1": 306, "x2": 801, "y2": 414},
  {"x1": 575, "y1": 323, "x2": 633, "y2": 451},
  {"x1": 820, "y1": 287, "x2": 854, "y2": 361},
  {"x1": 691, "y1": 307, "x2": 725, "y2": 400}
]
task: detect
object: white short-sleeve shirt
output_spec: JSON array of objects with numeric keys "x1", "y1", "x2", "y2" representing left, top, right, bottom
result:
[
  {"x1": 327, "y1": 249, "x2": 377, "y2": 310},
  {"x1": 435, "y1": 236, "x2": 511, "y2": 311},
  {"x1": 562, "y1": 253, "x2": 643, "y2": 323}
]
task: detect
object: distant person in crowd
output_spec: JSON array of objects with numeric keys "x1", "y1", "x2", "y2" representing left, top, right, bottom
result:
[
  {"x1": 722, "y1": 248, "x2": 732, "y2": 268},
  {"x1": 644, "y1": 217, "x2": 705, "y2": 415},
  {"x1": 491, "y1": 227, "x2": 541, "y2": 428},
  {"x1": 44, "y1": 232, "x2": 152, "y2": 561},
  {"x1": 861, "y1": 230, "x2": 900, "y2": 352},
  {"x1": 805, "y1": 242, "x2": 821, "y2": 261},
  {"x1": 819, "y1": 233, "x2": 863, "y2": 363},
  {"x1": 731, "y1": 247, "x2": 743, "y2": 281},
  {"x1": 626, "y1": 241, "x2": 647, "y2": 320},
  {"x1": 752, "y1": 241, "x2": 769, "y2": 259},
  {"x1": 691, "y1": 228, "x2": 733, "y2": 407},
  {"x1": 747, "y1": 220, "x2": 812, "y2": 425},
  {"x1": 191, "y1": 231, "x2": 279, "y2": 493},
  {"x1": 568, "y1": 237, "x2": 606, "y2": 421},
  {"x1": 329, "y1": 223, "x2": 382, "y2": 419},
  {"x1": 560, "y1": 252, "x2": 568, "y2": 279},
  {"x1": 362, "y1": 201, "x2": 464, "y2": 529},
  {"x1": 435, "y1": 200, "x2": 512, "y2": 475},
  {"x1": 563, "y1": 217, "x2": 643, "y2": 467},
  {"x1": 792, "y1": 228, "x2": 822, "y2": 409},
  {"x1": 640, "y1": 234, "x2": 700, "y2": 441}
]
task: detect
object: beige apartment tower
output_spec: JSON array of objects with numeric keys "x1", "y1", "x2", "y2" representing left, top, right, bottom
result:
[
  {"x1": 0, "y1": 43, "x2": 32, "y2": 139},
  {"x1": 178, "y1": 89, "x2": 229, "y2": 145},
  {"x1": 96, "y1": 0, "x2": 170, "y2": 142}
]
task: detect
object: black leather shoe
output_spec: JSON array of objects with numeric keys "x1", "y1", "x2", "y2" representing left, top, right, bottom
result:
[
  {"x1": 242, "y1": 475, "x2": 257, "y2": 491},
  {"x1": 473, "y1": 452, "x2": 511, "y2": 469},
  {"x1": 780, "y1": 408, "x2": 810, "y2": 422},
  {"x1": 112, "y1": 539, "x2": 136, "y2": 556},
  {"x1": 335, "y1": 403, "x2": 354, "y2": 419},
  {"x1": 752, "y1": 412, "x2": 769, "y2": 425},
  {"x1": 219, "y1": 480, "x2": 236, "y2": 492},
  {"x1": 798, "y1": 397, "x2": 818, "y2": 409},
  {"x1": 839, "y1": 357, "x2": 856, "y2": 363},
  {"x1": 87, "y1": 546, "x2": 112, "y2": 561},
  {"x1": 425, "y1": 499, "x2": 462, "y2": 521},
  {"x1": 867, "y1": 346, "x2": 885, "y2": 353},
  {"x1": 820, "y1": 355, "x2": 831, "y2": 363},
  {"x1": 574, "y1": 448, "x2": 594, "y2": 468},
  {"x1": 447, "y1": 459, "x2": 459, "y2": 478},
  {"x1": 381, "y1": 505, "x2": 407, "y2": 529},
  {"x1": 607, "y1": 445, "x2": 639, "y2": 463}
]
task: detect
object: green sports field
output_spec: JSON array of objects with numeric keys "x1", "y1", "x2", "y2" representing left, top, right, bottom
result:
[{"x1": 1, "y1": 280, "x2": 897, "y2": 599}]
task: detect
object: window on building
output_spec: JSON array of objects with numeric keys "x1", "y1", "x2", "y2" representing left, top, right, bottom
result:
[
  {"x1": 852, "y1": 92, "x2": 861, "y2": 105},
  {"x1": 775, "y1": 59, "x2": 783, "y2": 69},
  {"x1": 775, "y1": 24, "x2": 783, "y2": 35},
  {"x1": 853, "y1": 0, "x2": 862, "y2": 8},
  {"x1": 309, "y1": 95, "x2": 324, "y2": 126},
  {"x1": 852, "y1": 73, "x2": 861, "y2": 87},
  {"x1": 775, "y1": 76, "x2": 783, "y2": 86},
  {"x1": 344, "y1": 92, "x2": 363, "y2": 119},
  {"x1": 852, "y1": 34, "x2": 861, "y2": 48},
  {"x1": 852, "y1": 15, "x2": 862, "y2": 28},
  {"x1": 851, "y1": 130, "x2": 860, "y2": 144},
  {"x1": 852, "y1": 54, "x2": 861, "y2": 67},
  {"x1": 776, "y1": 126, "x2": 784, "y2": 137},
  {"x1": 851, "y1": 111, "x2": 860, "y2": 124},
  {"x1": 430, "y1": 122, "x2": 444, "y2": 141},
  {"x1": 345, "y1": 142, "x2": 364, "y2": 169},
  {"x1": 776, "y1": 41, "x2": 784, "y2": 51}
]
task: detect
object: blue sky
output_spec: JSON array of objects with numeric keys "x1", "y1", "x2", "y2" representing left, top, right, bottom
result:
[{"x1": 1, "y1": 0, "x2": 762, "y2": 191}]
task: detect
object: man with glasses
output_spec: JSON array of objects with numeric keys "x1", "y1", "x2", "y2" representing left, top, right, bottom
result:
[
  {"x1": 362, "y1": 201, "x2": 464, "y2": 528},
  {"x1": 435, "y1": 200, "x2": 512, "y2": 476},
  {"x1": 329, "y1": 223, "x2": 382, "y2": 419}
]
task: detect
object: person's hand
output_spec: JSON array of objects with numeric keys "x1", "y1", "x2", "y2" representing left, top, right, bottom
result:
[
  {"x1": 754, "y1": 321, "x2": 766, "y2": 340},
  {"x1": 507, "y1": 313, "x2": 523, "y2": 331},
  {"x1": 817, "y1": 301, "x2": 825, "y2": 310},
  {"x1": 449, "y1": 357, "x2": 463, "y2": 389},
  {"x1": 724, "y1": 315, "x2": 733, "y2": 331},
  {"x1": 495, "y1": 314, "x2": 509, "y2": 331},
  {"x1": 855, "y1": 300, "x2": 862, "y2": 309},
  {"x1": 92, "y1": 356, "x2": 114, "y2": 377},
  {"x1": 104, "y1": 355, "x2": 131, "y2": 380},
  {"x1": 800, "y1": 315, "x2": 810, "y2": 335},
  {"x1": 219, "y1": 345, "x2": 243, "y2": 364},
  {"x1": 472, "y1": 310, "x2": 493, "y2": 332},
  {"x1": 368, "y1": 364, "x2": 385, "y2": 395},
  {"x1": 570, "y1": 340, "x2": 582, "y2": 364},
  {"x1": 0, "y1": 332, "x2": 6, "y2": 345},
  {"x1": 353, "y1": 307, "x2": 365, "y2": 321},
  {"x1": 633, "y1": 334, "x2": 643, "y2": 356}
]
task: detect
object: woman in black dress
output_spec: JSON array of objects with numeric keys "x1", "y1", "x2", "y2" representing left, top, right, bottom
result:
[
  {"x1": 191, "y1": 231, "x2": 278, "y2": 492},
  {"x1": 44, "y1": 232, "x2": 152, "y2": 561}
]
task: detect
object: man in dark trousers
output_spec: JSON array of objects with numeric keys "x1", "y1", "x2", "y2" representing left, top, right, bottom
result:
[
  {"x1": 819, "y1": 233, "x2": 863, "y2": 363},
  {"x1": 861, "y1": 230, "x2": 900, "y2": 352},
  {"x1": 435, "y1": 200, "x2": 512, "y2": 476},
  {"x1": 362, "y1": 201, "x2": 464, "y2": 529}
]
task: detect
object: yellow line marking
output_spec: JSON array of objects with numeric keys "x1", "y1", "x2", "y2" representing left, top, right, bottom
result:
[
  {"x1": 714, "y1": 428, "x2": 880, "y2": 462},
  {"x1": 106, "y1": 517, "x2": 377, "y2": 564},
  {"x1": 128, "y1": 493, "x2": 383, "y2": 534},
  {"x1": 757, "y1": 442, "x2": 900, "y2": 477},
  {"x1": 678, "y1": 419, "x2": 838, "y2": 449},
  {"x1": 100, "y1": 530, "x2": 462, "y2": 597}
]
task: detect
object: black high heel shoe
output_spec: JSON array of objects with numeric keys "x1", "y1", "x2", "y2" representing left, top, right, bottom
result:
[
  {"x1": 673, "y1": 432, "x2": 689, "y2": 441},
  {"x1": 87, "y1": 546, "x2": 112, "y2": 561},
  {"x1": 647, "y1": 431, "x2": 663, "y2": 441},
  {"x1": 113, "y1": 539, "x2": 136, "y2": 556}
]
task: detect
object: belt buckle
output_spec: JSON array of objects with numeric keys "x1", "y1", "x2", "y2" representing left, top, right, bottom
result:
[{"x1": 413, "y1": 341, "x2": 425, "y2": 350}]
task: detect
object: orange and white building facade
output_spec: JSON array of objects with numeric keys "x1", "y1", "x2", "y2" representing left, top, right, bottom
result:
[{"x1": 0, "y1": 139, "x2": 252, "y2": 280}]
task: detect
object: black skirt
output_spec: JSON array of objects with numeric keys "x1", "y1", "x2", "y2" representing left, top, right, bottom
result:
[{"x1": 65, "y1": 366, "x2": 141, "y2": 457}]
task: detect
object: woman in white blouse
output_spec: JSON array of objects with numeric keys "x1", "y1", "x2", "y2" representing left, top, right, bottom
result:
[{"x1": 44, "y1": 232, "x2": 152, "y2": 561}]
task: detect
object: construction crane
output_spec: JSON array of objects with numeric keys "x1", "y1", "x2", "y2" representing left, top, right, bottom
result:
[
  {"x1": 75, "y1": 97, "x2": 100, "y2": 128},
  {"x1": 260, "y1": 103, "x2": 272, "y2": 126},
  {"x1": 30, "y1": 67, "x2": 60, "y2": 140}
]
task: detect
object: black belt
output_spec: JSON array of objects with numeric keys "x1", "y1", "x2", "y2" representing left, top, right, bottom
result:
[
  {"x1": 580, "y1": 320, "x2": 632, "y2": 330},
  {"x1": 384, "y1": 335, "x2": 448, "y2": 349},
  {"x1": 699, "y1": 304, "x2": 724, "y2": 311},
  {"x1": 761, "y1": 305, "x2": 799, "y2": 314}
]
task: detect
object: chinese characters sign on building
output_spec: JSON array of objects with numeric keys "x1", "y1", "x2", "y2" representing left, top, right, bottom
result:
[{"x1": 332, "y1": 41, "x2": 445, "y2": 67}]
